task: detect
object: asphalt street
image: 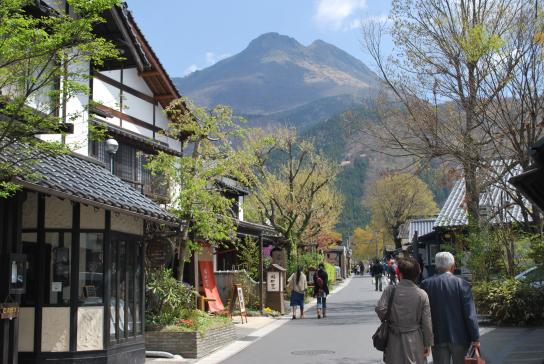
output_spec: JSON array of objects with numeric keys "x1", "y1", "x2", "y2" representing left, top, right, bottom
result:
[{"x1": 221, "y1": 275, "x2": 384, "y2": 364}]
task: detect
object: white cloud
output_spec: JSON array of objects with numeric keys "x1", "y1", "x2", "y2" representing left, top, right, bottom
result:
[
  {"x1": 205, "y1": 52, "x2": 230, "y2": 65},
  {"x1": 314, "y1": 0, "x2": 367, "y2": 30},
  {"x1": 183, "y1": 52, "x2": 231, "y2": 76},
  {"x1": 347, "y1": 14, "x2": 389, "y2": 30},
  {"x1": 184, "y1": 64, "x2": 199, "y2": 76}
]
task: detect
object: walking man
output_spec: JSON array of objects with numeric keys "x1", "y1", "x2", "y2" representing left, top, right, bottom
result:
[
  {"x1": 314, "y1": 263, "x2": 329, "y2": 317},
  {"x1": 370, "y1": 259, "x2": 384, "y2": 291},
  {"x1": 421, "y1": 252, "x2": 480, "y2": 364}
]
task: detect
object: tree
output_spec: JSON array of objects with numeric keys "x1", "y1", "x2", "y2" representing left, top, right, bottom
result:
[
  {"x1": 351, "y1": 226, "x2": 384, "y2": 261},
  {"x1": 480, "y1": 1, "x2": 544, "y2": 228},
  {"x1": 147, "y1": 98, "x2": 255, "y2": 281},
  {"x1": 361, "y1": 0, "x2": 534, "y2": 225},
  {"x1": 249, "y1": 128, "x2": 342, "y2": 255},
  {"x1": 364, "y1": 173, "x2": 438, "y2": 249},
  {"x1": 0, "y1": 0, "x2": 120, "y2": 197}
]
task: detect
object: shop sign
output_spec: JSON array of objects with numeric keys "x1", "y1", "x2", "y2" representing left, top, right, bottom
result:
[
  {"x1": 267, "y1": 271, "x2": 280, "y2": 292},
  {"x1": 0, "y1": 303, "x2": 19, "y2": 320},
  {"x1": 146, "y1": 239, "x2": 173, "y2": 268}
]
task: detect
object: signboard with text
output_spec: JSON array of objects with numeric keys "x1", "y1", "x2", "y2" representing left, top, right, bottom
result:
[
  {"x1": 267, "y1": 271, "x2": 281, "y2": 292},
  {"x1": 1, "y1": 303, "x2": 19, "y2": 320}
]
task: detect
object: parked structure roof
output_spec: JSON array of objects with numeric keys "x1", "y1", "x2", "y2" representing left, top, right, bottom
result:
[
  {"x1": 435, "y1": 162, "x2": 529, "y2": 228},
  {"x1": 2, "y1": 146, "x2": 179, "y2": 225}
]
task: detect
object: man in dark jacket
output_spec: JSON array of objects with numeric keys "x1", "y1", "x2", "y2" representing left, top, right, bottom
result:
[
  {"x1": 421, "y1": 252, "x2": 480, "y2": 364},
  {"x1": 313, "y1": 263, "x2": 329, "y2": 317},
  {"x1": 370, "y1": 259, "x2": 384, "y2": 291}
]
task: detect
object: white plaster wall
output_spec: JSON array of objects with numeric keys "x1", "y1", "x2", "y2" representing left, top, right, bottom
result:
[
  {"x1": 93, "y1": 78, "x2": 120, "y2": 110},
  {"x1": 18, "y1": 307, "x2": 35, "y2": 352},
  {"x1": 238, "y1": 196, "x2": 244, "y2": 221},
  {"x1": 166, "y1": 137, "x2": 182, "y2": 152},
  {"x1": 77, "y1": 307, "x2": 104, "y2": 351},
  {"x1": 44, "y1": 196, "x2": 72, "y2": 229},
  {"x1": 122, "y1": 68, "x2": 153, "y2": 96},
  {"x1": 122, "y1": 92, "x2": 154, "y2": 123},
  {"x1": 22, "y1": 191, "x2": 37, "y2": 229},
  {"x1": 155, "y1": 104, "x2": 169, "y2": 131},
  {"x1": 64, "y1": 60, "x2": 90, "y2": 156},
  {"x1": 41, "y1": 307, "x2": 70, "y2": 352},
  {"x1": 122, "y1": 120, "x2": 154, "y2": 139},
  {"x1": 80, "y1": 204, "x2": 105, "y2": 229},
  {"x1": 111, "y1": 212, "x2": 143, "y2": 235},
  {"x1": 99, "y1": 69, "x2": 121, "y2": 82}
]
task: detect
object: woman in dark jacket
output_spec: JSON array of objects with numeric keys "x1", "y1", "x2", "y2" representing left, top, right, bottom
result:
[{"x1": 313, "y1": 263, "x2": 329, "y2": 318}]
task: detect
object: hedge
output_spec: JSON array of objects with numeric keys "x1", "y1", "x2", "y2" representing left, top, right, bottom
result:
[{"x1": 473, "y1": 279, "x2": 544, "y2": 325}]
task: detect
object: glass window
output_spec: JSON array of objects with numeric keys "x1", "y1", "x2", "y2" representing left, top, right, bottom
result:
[
  {"x1": 118, "y1": 240, "x2": 126, "y2": 338},
  {"x1": 79, "y1": 233, "x2": 104, "y2": 305},
  {"x1": 127, "y1": 243, "x2": 134, "y2": 336},
  {"x1": 110, "y1": 240, "x2": 118, "y2": 341},
  {"x1": 48, "y1": 232, "x2": 72, "y2": 305},
  {"x1": 134, "y1": 244, "x2": 142, "y2": 335}
]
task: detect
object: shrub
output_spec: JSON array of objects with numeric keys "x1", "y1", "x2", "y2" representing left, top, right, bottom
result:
[
  {"x1": 324, "y1": 262, "x2": 336, "y2": 286},
  {"x1": 473, "y1": 279, "x2": 544, "y2": 325},
  {"x1": 145, "y1": 268, "x2": 196, "y2": 327}
]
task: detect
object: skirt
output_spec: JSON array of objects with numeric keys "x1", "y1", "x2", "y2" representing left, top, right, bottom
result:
[{"x1": 290, "y1": 290, "x2": 304, "y2": 307}]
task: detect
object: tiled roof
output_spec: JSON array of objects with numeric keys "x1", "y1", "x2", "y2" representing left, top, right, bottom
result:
[
  {"x1": 409, "y1": 218, "x2": 436, "y2": 239},
  {"x1": 2, "y1": 146, "x2": 179, "y2": 225},
  {"x1": 435, "y1": 162, "x2": 529, "y2": 228}
]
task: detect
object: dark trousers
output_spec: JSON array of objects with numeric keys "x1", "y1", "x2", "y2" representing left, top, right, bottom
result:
[
  {"x1": 317, "y1": 296, "x2": 327, "y2": 309},
  {"x1": 374, "y1": 273, "x2": 383, "y2": 291},
  {"x1": 432, "y1": 343, "x2": 469, "y2": 364}
]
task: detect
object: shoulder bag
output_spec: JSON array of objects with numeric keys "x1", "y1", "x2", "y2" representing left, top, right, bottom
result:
[{"x1": 372, "y1": 287, "x2": 396, "y2": 352}]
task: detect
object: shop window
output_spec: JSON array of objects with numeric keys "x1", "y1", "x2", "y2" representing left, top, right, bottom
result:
[
  {"x1": 79, "y1": 233, "x2": 104, "y2": 305},
  {"x1": 110, "y1": 238, "x2": 143, "y2": 342},
  {"x1": 48, "y1": 233, "x2": 72, "y2": 305}
]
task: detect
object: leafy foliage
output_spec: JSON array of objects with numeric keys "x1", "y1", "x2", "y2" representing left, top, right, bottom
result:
[
  {"x1": 145, "y1": 268, "x2": 196, "y2": 327},
  {"x1": 0, "y1": 0, "x2": 120, "y2": 197},
  {"x1": 249, "y1": 128, "x2": 342, "y2": 253},
  {"x1": 473, "y1": 279, "x2": 544, "y2": 325},
  {"x1": 146, "y1": 97, "x2": 256, "y2": 280},
  {"x1": 364, "y1": 173, "x2": 438, "y2": 248}
]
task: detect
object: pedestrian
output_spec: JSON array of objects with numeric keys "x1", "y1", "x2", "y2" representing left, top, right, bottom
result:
[
  {"x1": 421, "y1": 252, "x2": 480, "y2": 364},
  {"x1": 389, "y1": 260, "x2": 398, "y2": 286},
  {"x1": 370, "y1": 259, "x2": 384, "y2": 291},
  {"x1": 356, "y1": 264, "x2": 361, "y2": 275},
  {"x1": 375, "y1": 257, "x2": 433, "y2": 364},
  {"x1": 360, "y1": 261, "x2": 365, "y2": 275},
  {"x1": 287, "y1": 266, "x2": 307, "y2": 319},
  {"x1": 313, "y1": 262, "x2": 329, "y2": 318}
]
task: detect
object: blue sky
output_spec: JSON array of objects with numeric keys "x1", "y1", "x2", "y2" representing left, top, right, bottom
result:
[{"x1": 125, "y1": 0, "x2": 391, "y2": 78}]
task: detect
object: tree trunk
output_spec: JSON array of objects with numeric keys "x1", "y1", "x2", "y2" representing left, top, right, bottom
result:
[
  {"x1": 175, "y1": 227, "x2": 190, "y2": 282},
  {"x1": 464, "y1": 161, "x2": 480, "y2": 226}
]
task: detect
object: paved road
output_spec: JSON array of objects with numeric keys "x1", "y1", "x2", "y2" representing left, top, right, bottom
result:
[{"x1": 221, "y1": 275, "x2": 384, "y2": 364}]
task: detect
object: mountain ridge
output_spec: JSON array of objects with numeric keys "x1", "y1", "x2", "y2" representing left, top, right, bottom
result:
[{"x1": 174, "y1": 32, "x2": 380, "y2": 118}]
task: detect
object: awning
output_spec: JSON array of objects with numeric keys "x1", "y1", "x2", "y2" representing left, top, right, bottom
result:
[{"x1": 2, "y1": 145, "x2": 179, "y2": 225}]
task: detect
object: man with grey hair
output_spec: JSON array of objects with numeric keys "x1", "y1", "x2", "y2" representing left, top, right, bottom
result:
[{"x1": 421, "y1": 252, "x2": 480, "y2": 364}]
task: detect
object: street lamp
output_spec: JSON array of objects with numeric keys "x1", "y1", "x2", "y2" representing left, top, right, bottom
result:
[{"x1": 105, "y1": 138, "x2": 119, "y2": 174}]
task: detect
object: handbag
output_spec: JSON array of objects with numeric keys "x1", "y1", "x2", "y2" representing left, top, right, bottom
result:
[
  {"x1": 372, "y1": 287, "x2": 396, "y2": 351},
  {"x1": 464, "y1": 344, "x2": 485, "y2": 364}
]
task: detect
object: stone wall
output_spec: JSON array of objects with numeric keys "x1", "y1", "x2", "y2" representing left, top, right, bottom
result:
[{"x1": 145, "y1": 324, "x2": 236, "y2": 359}]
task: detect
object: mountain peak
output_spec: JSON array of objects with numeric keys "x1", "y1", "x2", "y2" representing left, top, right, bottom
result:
[
  {"x1": 175, "y1": 33, "x2": 378, "y2": 115},
  {"x1": 247, "y1": 32, "x2": 302, "y2": 51}
]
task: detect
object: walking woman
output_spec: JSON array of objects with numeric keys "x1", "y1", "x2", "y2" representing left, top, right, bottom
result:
[
  {"x1": 375, "y1": 257, "x2": 433, "y2": 364},
  {"x1": 287, "y1": 266, "x2": 307, "y2": 319}
]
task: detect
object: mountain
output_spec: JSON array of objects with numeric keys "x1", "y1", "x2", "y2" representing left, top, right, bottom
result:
[{"x1": 174, "y1": 33, "x2": 380, "y2": 127}]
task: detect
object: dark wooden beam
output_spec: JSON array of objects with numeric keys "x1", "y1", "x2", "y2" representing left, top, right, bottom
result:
[{"x1": 94, "y1": 72, "x2": 156, "y2": 105}]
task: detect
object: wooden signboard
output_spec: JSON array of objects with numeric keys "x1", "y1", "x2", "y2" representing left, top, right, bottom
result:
[
  {"x1": 228, "y1": 284, "x2": 247, "y2": 323},
  {"x1": 146, "y1": 239, "x2": 173, "y2": 268},
  {"x1": 0, "y1": 303, "x2": 19, "y2": 320}
]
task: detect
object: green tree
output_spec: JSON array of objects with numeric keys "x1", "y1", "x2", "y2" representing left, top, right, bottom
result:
[
  {"x1": 147, "y1": 98, "x2": 256, "y2": 281},
  {"x1": 364, "y1": 173, "x2": 438, "y2": 249},
  {"x1": 249, "y1": 128, "x2": 342, "y2": 255},
  {"x1": 0, "y1": 0, "x2": 120, "y2": 197}
]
